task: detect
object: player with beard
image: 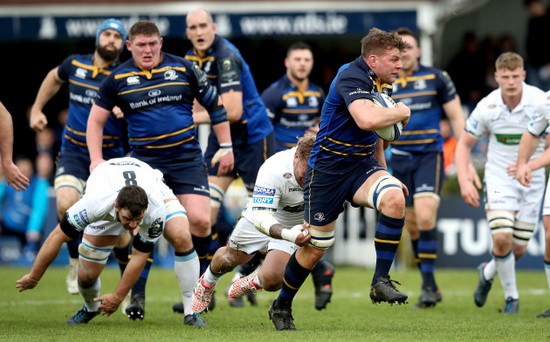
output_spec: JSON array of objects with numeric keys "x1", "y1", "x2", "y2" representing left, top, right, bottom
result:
[{"x1": 28, "y1": 19, "x2": 130, "y2": 300}]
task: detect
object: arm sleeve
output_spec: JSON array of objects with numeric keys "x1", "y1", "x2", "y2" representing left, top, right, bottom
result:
[
  {"x1": 190, "y1": 63, "x2": 228, "y2": 125},
  {"x1": 216, "y1": 56, "x2": 243, "y2": 94},
  {"x1": 59, "y1": 212, "x2": 80, "y2": 240},
  {"x1": 436, "y1": 70, "x2": 458, "y2": 104},
  {"x1": 261, "y1": 85, "x2": 280, "y2": 121},
  {"x1": 336, "y1": 69, "x2": 374, "y2": 108},
  {"x1": 57, "y1": 56, "x2": 73, "y2": 82}
]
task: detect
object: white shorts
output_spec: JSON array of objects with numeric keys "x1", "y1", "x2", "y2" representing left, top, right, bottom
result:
[
  {"x1": 485, "y1": 171, "x2": 544, "y2": 224},
  {"x1": 228, "y1": 217, "x2": 298, "y2": 256}
]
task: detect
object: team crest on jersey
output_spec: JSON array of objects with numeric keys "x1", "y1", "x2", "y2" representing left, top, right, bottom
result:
[
  {"x1": 75, "y1": 68, "x2": 87, "y2": 79},
  {"x1": 286, "y1": 97, "x2": 298, "y2": 107},
  {"x1": 219, "y1": 58, "x2": 236, "y2": 81},
  {"x1": 204, "y1": 61, "x2": 212, "y2": 73},
  {"x1": 127, "y1": 76, "x2": 140, "y2": 85},
  {"x1": 414, "y1": 80, "x2": 427, "y2": 90},
  {"x1": 148, "y1": 89, "x2": 161, "y2": 97},
  {"x1": 148, "y1": 218, "x2": 164, "y2": 238},
  {"x1": 164, "y1": 69, "x2": 178, "y2": 81},
  {"x1": 308, "y1": 96, "x2": 318, "y2": 107}
]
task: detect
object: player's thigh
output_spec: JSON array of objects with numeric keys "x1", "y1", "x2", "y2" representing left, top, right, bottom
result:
[
  {"x1": 389, "y1": 153, "x2": 414, "y2": 207},
  {"x1": 163, "y1": 215, "x2": 193, "y2": 251}
]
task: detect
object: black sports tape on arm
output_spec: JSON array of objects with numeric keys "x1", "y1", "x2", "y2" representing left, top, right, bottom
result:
[
  {"x1": 59, "y1": 212, "x2": 81, "y2": 240},
  {"x1": 132, "y1": 234, "x2": 155, "y2": 254}
]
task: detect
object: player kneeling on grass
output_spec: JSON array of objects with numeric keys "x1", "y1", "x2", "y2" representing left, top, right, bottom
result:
[
  {"x1": 191, "y1": 135, "x2": 316, "y2": 316},
  {"x1": 16, "y1": 157, "x2": 205, "y2": 327}
]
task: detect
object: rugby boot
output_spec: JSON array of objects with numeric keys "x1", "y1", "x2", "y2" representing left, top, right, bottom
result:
[
  {"x1": 125, "y1": 293, "x2": 145, "y2": 320},
  {"x1": 436, "y1": 289, "x2": 443, "y2": 302},
  {"x1": 172, "y1": 302, "x2": 184, "y2": 314},
  {"x1": 537, "y1": 308, "x2": 550, "y2": 318},
  {"x1": 474, "y1": 262, "x2": 493, "y2": 307},
  {"x1": 227, "y1": 269, "x2": 262, "y2": 298},
  {"x1": 246, "y1": 292, "x2": 258, "y2": 306},
  {"x1": 192, "y1": 274, "x2": 216, "y2": 314},
  {"x1": 66, "y1": 305, "x2": 100, "y2": 325},
  {"x1": 312, "y1": 260, "x2": 335, "y2": 310},
  {"x1": 502, "y1": 297, "x2": 519, "y2": 315},
  {"x1": 269, "y1": 300, "x2": 296, "y2": 331},
  {"x1": 184, "y1": 313, "x2": 208, "y2": 327},
  {"x1": 413, "y1": 287, "x2": 437, "y2": 309},
  {"x1": 369, "y1": 275, "x2": 408, "y2": 305}
]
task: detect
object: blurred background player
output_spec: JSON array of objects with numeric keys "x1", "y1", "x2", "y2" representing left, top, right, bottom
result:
[
  {"x1": 178, "y1": 7, "x2": 275, "y2": 311},
  {"x1": 0, "y1": 101, "x2": 30, "y2": 191},
  {"x1": 390, "y1": 27, "x2": 474, "y2": 308},
  {"x1": 0, "y1": 155, "x2": 50, "y2": 263},
  {"x1": 191, "y1": 135, "x2": 314, "y2": 317},
  {"x1": 260, "y1": 42, "x2": 334, "y2": 310},
  {"x1": 86, "y1": 20, "x2": 233, "y2": 323},
  {"x1": 455, "y1": 52, "x2": 546, "y2": 315},
  {"x1": 28, "y1": 18, "x2": 128, "y2": 296}
]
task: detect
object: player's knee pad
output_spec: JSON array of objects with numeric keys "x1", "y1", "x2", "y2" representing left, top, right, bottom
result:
[
  {"x1": 308, "y1": 228, "x2": 335, "y2": 250},
  {"x1": 165, "y1": 199, "x2": 187, "y2": 222},
  {"x1": 54, "y1": 174, "x2": 86, "y2": 194},
  {"x1": 78, "y1": 237, "x2": 114, "y2": 264},
  {"x1": 512, "y1": 220, "x2": 536, "y2": 246},
  {"x1": 487, "y1": 210, "x2": 515, "y2": 235},
  {"x1": 366, "y1": 175, "x2": 403, "y2": 210},
  {"x1": 209, "y1": 183, "x2": 225, "y2": 209}
]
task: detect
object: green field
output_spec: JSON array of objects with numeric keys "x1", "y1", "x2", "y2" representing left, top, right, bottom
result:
[{"x1": 1, "y1": 266, "x2": 548, "y2": 341}]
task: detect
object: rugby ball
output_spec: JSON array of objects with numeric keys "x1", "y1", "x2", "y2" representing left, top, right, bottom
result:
[{"x1": 372, "y1": 93, "x2": 403, "y2": 142}]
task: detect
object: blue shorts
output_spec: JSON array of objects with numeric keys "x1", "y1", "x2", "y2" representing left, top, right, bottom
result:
[
  {"x1": 304, "y1": 158, "x2": 385, "y2": 226},
  {"x1": 55, "y1": 147, "x2": 123, "y2": 181},
  {"x1": 132, "y1": 151, "x2": 210, "y2": 197},
  {"x1": 205, "y1": 130, "x2": 275, "y2": 192},
  {"x1": 389, "y1": 151, "x2": 444, "y2": 206}
]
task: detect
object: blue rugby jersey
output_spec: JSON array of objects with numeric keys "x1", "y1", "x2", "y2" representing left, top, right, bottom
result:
[
  {"x1": 94, "y1": 52, "x2": 227, "y2": 156},
  {"x1": 391, "y1": 64, "x2": 457, "y2": 153},
  {"x1": 261, "y1": 74, "x2": 325, "y2": 151},
  {"x1": 58, "y1": 54, "x2": 124, "y2": 156},
  {"x1": 308, "y1": 57, "x2": 393, "y2": 174},
  {"x1": 185, "y1": 35, "x2": 273, "y2": 145}
]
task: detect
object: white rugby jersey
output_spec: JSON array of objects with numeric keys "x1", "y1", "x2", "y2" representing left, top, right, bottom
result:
[
  {"x1": 66, "y1": 157, "x2": 166, "y2": 244},
  {"x1": 242, "y1": 148, "x2": 304, "y2": 229},
  {"x1": 527, "y1": 90, "x2": 550, "y2": 136},
  {"x1": 465, "y1": 83, "x2": 546, "y2": 178}
]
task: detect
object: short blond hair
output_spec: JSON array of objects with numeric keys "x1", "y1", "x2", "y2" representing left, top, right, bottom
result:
[
  {"x1": 296, "y1": 134, "x2": 316, "y2": 161},
  {"x1": 495, "y1": 52, "x2": 524, "y2": 71}
]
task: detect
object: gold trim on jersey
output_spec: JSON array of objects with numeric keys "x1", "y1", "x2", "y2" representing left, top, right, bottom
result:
[
  {"x1": 136, "y1": 136, "x2": 195, "y2": 149},
  {"x1": 392, "y1": 91, "x2": 437, "y2": 99},
  {"x1": 63, "y1": 134, "x2": 115, "y2": 148},
  {"x1": 129, "y1": 124, "x2": 195, "y2": 142},
  {"x1": 325, "y1": 136, "x2": 375, "y2": 148},
  {"x1": 71, "y1": 59, "x2": 112, "y2": 78},
  {"x1": 185, "y1": 54, "x2": 216, "y2": 68},
  {"x1": 401, "y1": 129, "x2": 439, "y2": 135},
  {"x1": 391, "y1": 138, "x2": 437, "y2": 145},
  {"x1": 68, "y1": 79, "x2": 100, "y2": 90},
  {"x1": 118, "y1": 82, "x2": 189, "y2": 96},
  {"x1": 282, "y1": 90, "x2": 322, "y2": 104},
  {"x1": 394, "y1": 73, "x2": 436, "y2": 88},
  {"x1": 66, "y1": 125, "x2": 119, "y2": 139},
  {"x1": 114, "y1": 65, "x2": 187, "y2": 80},
  {"x1": 320, "y1": 145, "x2": 372, "y2": 157},
  {"x1": 281, "y1": 108, "x2": 319, "y2": 114}
]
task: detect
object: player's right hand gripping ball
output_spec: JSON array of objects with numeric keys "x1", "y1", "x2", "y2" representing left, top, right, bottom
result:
[{"x1": 372, "y1": 93, "x2": 403, "y2": 142}]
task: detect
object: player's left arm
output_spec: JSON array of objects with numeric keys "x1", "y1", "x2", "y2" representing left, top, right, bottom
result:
[
  {"x1": 221, "y1": 90, "x2": 244, "y2": 122},
  {"x1": 443, "y1": 95, "x2": 465, "y2": 140}
]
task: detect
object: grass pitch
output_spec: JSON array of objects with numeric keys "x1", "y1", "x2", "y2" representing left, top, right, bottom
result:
[{"x1": 1, "y1": 266, "x2": 549, "y2": 341}]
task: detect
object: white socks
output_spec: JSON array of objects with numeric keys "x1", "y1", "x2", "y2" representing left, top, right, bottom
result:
[
  {"x1": 175, "y1": 252, "x2": 200, "y2": 316},
  {"x1": 79, "y1": 278, "x2": 101, "y2": 312},
  {"x1": 495, "y1": 251, "x2": 518, "y2": 299}
]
